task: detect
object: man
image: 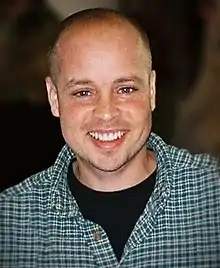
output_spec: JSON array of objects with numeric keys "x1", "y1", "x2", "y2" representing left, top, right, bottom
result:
[{"x1": 1, "y1": 8, "x2": 220, "y2": 268}]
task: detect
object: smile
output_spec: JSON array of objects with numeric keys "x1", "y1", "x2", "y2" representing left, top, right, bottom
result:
[{"x1": 89, "y1": 131, "x2": 125, "y2": 141}]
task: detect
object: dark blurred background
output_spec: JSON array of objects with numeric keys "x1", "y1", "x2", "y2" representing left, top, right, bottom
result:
[{"x1": 1, "y1": 0, "x2": 219, "y2": 191}]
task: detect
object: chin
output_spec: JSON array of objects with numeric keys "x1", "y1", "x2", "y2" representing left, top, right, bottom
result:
[{"x1": 91, "y1": 160, "x2": 124, "y2": 173}]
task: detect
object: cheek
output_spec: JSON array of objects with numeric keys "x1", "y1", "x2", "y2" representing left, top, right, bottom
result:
[
  {"x1": 124, "y1": 99, "x2": 151, "y2": 120},
  {"x1": 59, "y1": 102, "x2": 89, "y2": 132}
]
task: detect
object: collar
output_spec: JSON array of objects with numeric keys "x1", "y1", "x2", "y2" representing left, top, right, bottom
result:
[{"x1": 49, "y1": 132, "x2": 173, "y2": 217}]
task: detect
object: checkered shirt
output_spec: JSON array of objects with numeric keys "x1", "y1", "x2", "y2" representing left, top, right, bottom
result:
[{"x1": 1, "y1": 133, "x2": 220, "y2": 267}]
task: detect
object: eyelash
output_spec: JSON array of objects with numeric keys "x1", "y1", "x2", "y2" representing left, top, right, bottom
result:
[
  {"x1": 72, "y1": 86, "x2": 137, "y2": 98},
  {"x1": 73, "y1": 90, "x2": 92, "y2": 98},
  {"x1": 118, "y1": 86, "x2": 137, "y2": 94}
]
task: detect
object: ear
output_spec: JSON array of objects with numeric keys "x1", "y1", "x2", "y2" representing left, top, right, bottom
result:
[
  {"x1": 45, "y1": 76, "x2": 60, "y2": 117},
  {"x1": 149, "y1": 70, "x2": 156, "y2": 111}
]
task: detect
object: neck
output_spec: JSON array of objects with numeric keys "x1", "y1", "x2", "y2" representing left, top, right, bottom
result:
[{"x1": 73, "y1": 149, "x2": 156, "y2": 192}]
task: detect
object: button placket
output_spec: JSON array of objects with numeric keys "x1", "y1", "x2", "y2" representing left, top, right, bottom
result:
[{"x1": 93, "y1": 229, "x2": 102, "y2": 242}]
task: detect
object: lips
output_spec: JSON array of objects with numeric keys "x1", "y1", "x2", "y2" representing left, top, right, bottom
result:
[{"x1": 89, "y1": 131, "x2": 125, "y2": 141}]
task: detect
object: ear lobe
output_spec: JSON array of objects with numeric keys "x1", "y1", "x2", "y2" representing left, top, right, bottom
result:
[
  {"x1": 149, "y1": 70, "x2": 156, "y2": 111},
  {"x1": 45, "y1": 76, "x2": 59, "y2": 117}
]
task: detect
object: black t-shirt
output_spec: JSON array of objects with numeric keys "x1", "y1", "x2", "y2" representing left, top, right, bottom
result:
[{"x1": 67, "y1": 161, "x2": 156, "y2": 261}]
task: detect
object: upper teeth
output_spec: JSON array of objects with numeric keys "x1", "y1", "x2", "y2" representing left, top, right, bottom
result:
[{"x1": 89, "y1": 131, "x2": 125, "y2": 141}]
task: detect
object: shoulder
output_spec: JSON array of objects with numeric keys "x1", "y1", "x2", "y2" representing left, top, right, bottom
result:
[
  {"x1": 0, "y1": 168, "x2": 54, "y2": 238},
  {"x1": 168, "y1": 144, "x2": 220, "y2": 172},
  {"x1": 0, "y1": 167, "x2": 53, "y2": 208},
  {"x1": 1, "y1": 144, "x2": 73, "y2": 202},
  {"x1": 167, "y1": 145, "x2": 220, "y2": 197},
  {"x1": 149, "y1": 133, "x2": 220, "y2": 187},
  {"x1": 150, "y1": 132, "x2": 219, "y2": 172},
  {"x1": 1, "y1": 144, "x2": 74, "y2": 219}
]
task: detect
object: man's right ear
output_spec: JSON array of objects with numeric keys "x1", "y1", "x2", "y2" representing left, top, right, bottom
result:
[{"x1": 45, "y1": 76, "x2": 60, "y2": 117}]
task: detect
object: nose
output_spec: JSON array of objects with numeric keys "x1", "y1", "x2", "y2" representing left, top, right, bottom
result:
[{"x1": 93, "y1": 94, "x2": 119, "y2": 122}]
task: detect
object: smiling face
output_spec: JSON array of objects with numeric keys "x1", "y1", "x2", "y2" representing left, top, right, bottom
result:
[{"x1": 46, "y1": 20, "x2": 156, "y2": 174}]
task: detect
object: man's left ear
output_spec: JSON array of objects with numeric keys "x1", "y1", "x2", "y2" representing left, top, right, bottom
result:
[{"x1": 149, "y1": 70, "x2": 156, "y2": 111}]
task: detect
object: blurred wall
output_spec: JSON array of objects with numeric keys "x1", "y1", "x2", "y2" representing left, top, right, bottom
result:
[{"x1": 47, "y1": 0, "x2": 119, "y2": 19}]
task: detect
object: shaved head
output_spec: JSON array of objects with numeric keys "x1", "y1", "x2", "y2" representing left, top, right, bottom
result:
[{"x1": 47, "y1": 8, "x2": 152, "y2": 84}]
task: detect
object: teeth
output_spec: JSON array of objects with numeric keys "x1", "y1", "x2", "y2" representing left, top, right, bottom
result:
[
  {"x1": 89, "y1": 131, "x2": 125, "y2": 141},
  {"x1": 98, "y1": 133, "x2": 103, "y2": 141}
]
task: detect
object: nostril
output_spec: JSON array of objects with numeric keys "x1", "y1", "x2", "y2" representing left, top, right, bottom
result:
[{"x1": 93, "y1": 101, "x2": 119, "y2": 121}]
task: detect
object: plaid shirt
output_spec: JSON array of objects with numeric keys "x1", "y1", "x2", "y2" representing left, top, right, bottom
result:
[{"x1": 1, "y1": 133, "x2": 220, "y2": 268}]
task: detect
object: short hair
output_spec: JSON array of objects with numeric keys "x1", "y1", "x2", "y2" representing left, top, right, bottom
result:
[{"x1": 47, "y1": 8, "x2": 152, "y2": 83}]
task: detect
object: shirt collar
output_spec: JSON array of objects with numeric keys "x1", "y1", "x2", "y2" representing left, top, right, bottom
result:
[
  {"x1": 146, "y1": 133, "x2": 173, "y2": 219},
  {"x1": 49, "y1": 144, "x2": 79, "y2": 216},
  {"x1": 49, "y1": 132, "x2": 173, "y2": 217}
]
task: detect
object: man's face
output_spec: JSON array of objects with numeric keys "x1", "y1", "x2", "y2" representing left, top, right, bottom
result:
[{"x1": 46, "y1": 22, "x2": 156, "y2": 173}]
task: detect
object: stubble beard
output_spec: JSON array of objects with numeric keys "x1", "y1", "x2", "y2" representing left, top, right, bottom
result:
[{"x1": 75, "y1": 138, "x2": 148, "y2": 176}]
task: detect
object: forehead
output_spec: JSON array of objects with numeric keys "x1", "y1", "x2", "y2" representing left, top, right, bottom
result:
[
  {"x1": 56, "y1": 20, "x2": 149, "y2": 63},
  {"x1": 54, "y1": 21, "x2": 150, "y2": 85}
]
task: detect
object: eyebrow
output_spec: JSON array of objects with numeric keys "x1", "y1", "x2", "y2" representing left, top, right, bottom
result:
[
  {"x1": 64, "y1": 79, "x2": 93, "y2": 90},
  {"x1": 113, "y1": 76, "x2": 145, "y2": 85}
]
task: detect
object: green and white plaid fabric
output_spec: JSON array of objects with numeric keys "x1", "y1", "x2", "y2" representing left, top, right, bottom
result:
[{"x1": 1, "y1": 133, "x2": 220, "y2": 267}]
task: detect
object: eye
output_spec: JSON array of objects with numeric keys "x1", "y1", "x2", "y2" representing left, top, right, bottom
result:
[
  {"x1": 73, "y1": 90, "x2": 92, "y2": 98},
  {"x1": 118, "y1": 87, "x2": 136, "y2": 94}
]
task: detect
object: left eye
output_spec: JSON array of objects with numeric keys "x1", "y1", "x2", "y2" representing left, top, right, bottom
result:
[
  {"x1": 73, "y1": 91, "x2": 92, "y2": 97},
  {"x1": 118, "y1": 87, "x2": 135, "y2": 94}
]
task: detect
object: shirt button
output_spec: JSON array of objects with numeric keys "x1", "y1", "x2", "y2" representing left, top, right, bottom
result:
[{"x1": 93, "y1": 230, "x2": 101, "y2": 242}]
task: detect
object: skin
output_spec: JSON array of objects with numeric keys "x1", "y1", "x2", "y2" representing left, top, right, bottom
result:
[{"x1": 46, "y1": 19, "x2": 156, "y2": 192}]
